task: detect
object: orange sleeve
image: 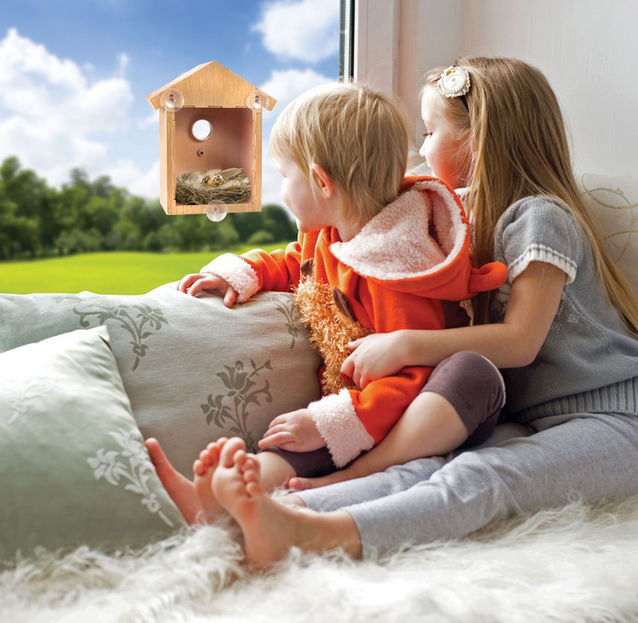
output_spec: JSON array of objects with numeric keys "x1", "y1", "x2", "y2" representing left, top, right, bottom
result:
[{"x1": 241, "y1": 240, "x2": 303, "y2": 293}]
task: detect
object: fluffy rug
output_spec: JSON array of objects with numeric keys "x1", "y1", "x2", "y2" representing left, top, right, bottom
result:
[{"x1": 3, "y1": 497, "x2": 638, "y2": 623}]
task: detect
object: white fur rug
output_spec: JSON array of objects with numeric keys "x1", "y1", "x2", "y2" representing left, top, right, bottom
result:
[{"x1": 3, "y1": 497, "x2": 638, "y2": 623}]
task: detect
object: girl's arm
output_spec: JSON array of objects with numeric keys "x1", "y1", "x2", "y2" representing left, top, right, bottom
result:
[{"x1": 342, "y1": 262, "x2": 566, "y2": 388}]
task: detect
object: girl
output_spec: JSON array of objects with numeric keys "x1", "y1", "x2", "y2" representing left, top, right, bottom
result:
[{"x1": 204, "y1": 57, "x2": 638, "y2": 569}]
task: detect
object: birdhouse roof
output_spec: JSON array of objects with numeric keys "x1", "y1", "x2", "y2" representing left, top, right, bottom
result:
[{"x1": 146, "y1": 61, "x2": 276, "y2": 111}]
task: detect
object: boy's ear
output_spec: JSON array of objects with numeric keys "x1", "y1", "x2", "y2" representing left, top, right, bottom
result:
[{"x1": 310, "y1": 162, "x2": 335, "y2": 199}]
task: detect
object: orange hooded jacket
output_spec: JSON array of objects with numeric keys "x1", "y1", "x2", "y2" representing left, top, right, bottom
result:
[{"x1": 201, "y1": 177, "x2": 507, "y2": 467}]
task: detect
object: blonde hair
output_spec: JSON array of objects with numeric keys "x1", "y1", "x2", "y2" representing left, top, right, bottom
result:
[
  {"x1": 424, "y1": 56, "x2": 638, "y2": 333},
  {"x1": 270, "y1": 82, "x2": 409, "y2": 225}
]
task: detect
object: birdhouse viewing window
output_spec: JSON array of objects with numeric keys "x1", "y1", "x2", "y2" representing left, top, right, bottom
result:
[{"x1": 146, "y1": 61, "x2": 276, "y2": 218}]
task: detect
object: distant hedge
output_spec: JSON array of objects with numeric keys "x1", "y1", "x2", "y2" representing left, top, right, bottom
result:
[{"x1": 0, "y1": 156, "x2": 297, "y2": 261}]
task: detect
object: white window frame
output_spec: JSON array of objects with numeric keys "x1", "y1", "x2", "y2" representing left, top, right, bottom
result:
[{"x1": 352, "y1": 0, "x2": 462, "y2": 145}]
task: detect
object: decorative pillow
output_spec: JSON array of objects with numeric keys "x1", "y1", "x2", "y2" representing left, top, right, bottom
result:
[
  {"x1": 578, "y1": 173, "x2": 638, "y2": 290},
  {"x1": 0, "y1": 326, "x2": 186, "y2": 559},
  {"x1": 0, "y1": 285, "x2": 322, "y2": 477}
]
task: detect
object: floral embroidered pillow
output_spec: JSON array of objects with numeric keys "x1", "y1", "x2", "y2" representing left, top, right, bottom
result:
[
  {"x1": 0, "y1": 326, "x2": 186, "y2": 559},
  {"x1": 0, "y1": 286, "x2": 322, "y2": 477}
]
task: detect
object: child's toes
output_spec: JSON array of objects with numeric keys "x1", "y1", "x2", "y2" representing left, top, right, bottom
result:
[
  {"x1": 207, "y1": 437, "x2": 227, "y2": 454},
  {"x1": 193, "y1": 458, "x2": 206, "y2": 477},
  {"x1": 244, "y1": 473, "x2": 263, "y2": 499},
  {"x1": 244, "y1": 468, "x2": 259, "y2": 484},
  {"x1": 242, "y1": 455, "x2": 257, "y2": 474},
  {"x1": 234, "y1": 450, "x2": 249, "y2": 472},
  {"x1": 219, "y1": 437, "x2": 246, "y2": 468},
  {"x1": 199, "y1": 449, "x2": 213, "y2": 468}
]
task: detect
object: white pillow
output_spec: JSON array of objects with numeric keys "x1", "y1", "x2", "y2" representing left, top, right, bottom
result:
[{"x1": 0, "y1": 326, "x2": 186, "y2": 558}]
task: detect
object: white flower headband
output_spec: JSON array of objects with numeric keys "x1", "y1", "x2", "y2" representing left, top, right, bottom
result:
[{"x1": 437, "y1": 66, "x2": 471, "y2": 110}]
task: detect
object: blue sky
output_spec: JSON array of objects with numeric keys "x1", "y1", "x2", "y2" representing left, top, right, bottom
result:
[{"x1": 0, "y1": 0, "x2": 340, "y2": 205}]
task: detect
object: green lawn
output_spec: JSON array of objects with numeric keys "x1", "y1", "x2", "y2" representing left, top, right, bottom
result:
[{"x1": 0, "y1": 244, "x2": 286, "y2": 295}]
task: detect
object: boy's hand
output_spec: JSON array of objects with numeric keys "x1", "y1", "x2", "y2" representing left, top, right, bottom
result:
[
  {"x1": 177, "y1": 273, "x2": 238, "y2": 307},
  {"x1": 341, "y1": 331, "x2": 410, "y2": 388},
  {"x1": 258, "y1": 409, "x2": 325, "y2": 453}
]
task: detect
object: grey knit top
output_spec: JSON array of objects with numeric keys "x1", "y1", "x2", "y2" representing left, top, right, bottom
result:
[{"x1": 490, "y1": 196, "x2": 638, "y2": 422}]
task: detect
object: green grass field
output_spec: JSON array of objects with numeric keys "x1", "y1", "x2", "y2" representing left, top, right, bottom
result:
[{"x1": 0, "y1": 244, "x2": 285, "y2": 295}]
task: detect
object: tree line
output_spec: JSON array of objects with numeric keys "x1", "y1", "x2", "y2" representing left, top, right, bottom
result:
[{"x1": 0, "y1": 157, "x2": 297, "y2": 261}]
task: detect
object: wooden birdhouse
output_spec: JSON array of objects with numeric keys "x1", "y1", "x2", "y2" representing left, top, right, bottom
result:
[{"x1": 146, "y1": 62, "x2": 276, "y2": 217}]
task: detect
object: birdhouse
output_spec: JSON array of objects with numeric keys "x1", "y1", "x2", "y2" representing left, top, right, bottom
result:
[{"x1": 146, "y1": 62, "x2": 276, "y2": 218}]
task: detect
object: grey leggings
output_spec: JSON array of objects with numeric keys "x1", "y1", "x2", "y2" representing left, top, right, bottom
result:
[{"x1": 295, "y1": 412, "x2": 638, "y2": 558}]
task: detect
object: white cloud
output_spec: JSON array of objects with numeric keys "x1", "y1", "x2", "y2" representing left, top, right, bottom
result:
[
  {"x1": 116, "y1": 53, "x2": 130, "y2": 78},
  {"x1": 138, "y1": 110, "x2": 158, "y2": 129},
  {"x1": 252, "y1": 0, "x2": 339, "y2": 64},
  {"x1": 0, "y1": 28, "x2": 156, "y2": 195},
  {"x1": 0, "y1": 115, "x2": 107, "y2": 184},
  {"x1": 107, "y1": 159, "x2": 159, "y2": 199},
  {"x1": 258, "y1": 68, "x2": 335, "y2": 208},
  {"x1": 260, "y1": 67, "x2": 335, "y2": 112}
]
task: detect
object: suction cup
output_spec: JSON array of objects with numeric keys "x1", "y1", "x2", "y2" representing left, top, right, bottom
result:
[
  {"x1": 246, "y1": 90, "x2": 270, "y2": 112},
  {"x1": 160, "y1": 89, "x2": 184, "y2": 112},
  {"x1": 206, "y1": 200, "x2": 228, "y2": 222}
]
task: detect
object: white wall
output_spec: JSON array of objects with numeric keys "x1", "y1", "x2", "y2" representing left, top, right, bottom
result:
[
  {"x1": 461, "y1": 0, "x2": 638, "y2": 176},
  {"x1": 355, "y1": 0, "x2": 462, "y2": 147},
  {"x1": 355, "y1": 0, "x2": 638, "y2": 175}
]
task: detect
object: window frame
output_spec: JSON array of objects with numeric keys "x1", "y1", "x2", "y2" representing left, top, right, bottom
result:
[{"x1": 342, "y1": 0, "x2": 461, "y2": 146}]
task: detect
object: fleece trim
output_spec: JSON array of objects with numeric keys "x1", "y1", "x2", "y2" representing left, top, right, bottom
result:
[
  {"x1": 308, "y1": 389, "x2": 375, "y2": 468},
  {"x1": 201, "y1": 253, "x2": 260, "y2": 303},
  {"x1": 330, "y1": 179, "x2": 468, "y2": 282}
]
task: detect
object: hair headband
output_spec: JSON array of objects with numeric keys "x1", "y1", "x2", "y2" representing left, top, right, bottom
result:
[{"x1": 437, "y1": 66, "x2": 470, "y2": 111}]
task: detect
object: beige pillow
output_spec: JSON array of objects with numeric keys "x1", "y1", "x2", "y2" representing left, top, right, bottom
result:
[{"x1": 0, "y1": 285, "x2": 322, "y2": 477}]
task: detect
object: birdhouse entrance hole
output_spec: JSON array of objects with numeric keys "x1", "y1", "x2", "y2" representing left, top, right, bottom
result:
[{"x1": 191, "y1": 119, "x2": 214, "y2": 141}]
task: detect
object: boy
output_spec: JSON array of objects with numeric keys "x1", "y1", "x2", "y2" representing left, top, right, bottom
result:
[{"x1": 146, "y1": 83, "x2": 506, "y2": 524}]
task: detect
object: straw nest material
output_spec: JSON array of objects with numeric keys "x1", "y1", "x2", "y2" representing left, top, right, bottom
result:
[{"x1": 175, "y1": 168, "x2": 251, "y2": 205}]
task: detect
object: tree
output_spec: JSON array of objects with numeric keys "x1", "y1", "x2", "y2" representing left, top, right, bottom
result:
[
  {"x1": 0, "y1": 157, "x2": 295, "y2": 260},
  {"x1": 0, "y1": 157, "x2": 51, "y2": 256},
  {"x1": 0, "y1": 195, "x2": 19, "y2": 260},
  {"x1": 247, "y1": 230, "x2": 274, "y2": 246},
  {"x1": 229, "y1": 203, "x2": 296, "y2": 243},
  {"x1": 262, "y1": 204, "x2": 297, "y2": 242}
]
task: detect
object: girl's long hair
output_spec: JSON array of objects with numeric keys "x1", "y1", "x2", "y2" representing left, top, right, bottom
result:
[{"x1": 424, "y1": 57, "x2": 638, "y2": 332}]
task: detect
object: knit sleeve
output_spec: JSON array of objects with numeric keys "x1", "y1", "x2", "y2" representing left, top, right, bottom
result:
[{"x1": 496, "y1": 197, "x2": 583, "y2": 284}]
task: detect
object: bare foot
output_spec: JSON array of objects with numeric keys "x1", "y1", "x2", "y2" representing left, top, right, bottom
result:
[
  {"x1": 213, "y1": 437, "x2": 302, "y2": 569},
  {"x1": 145, "y1": 437, "x2": 203, "y2": 525},
  {"x1": 192, "y1": 437, "x2": 229, "y2": 523}
]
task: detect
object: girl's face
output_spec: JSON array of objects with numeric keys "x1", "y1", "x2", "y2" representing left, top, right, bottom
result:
[{"x1": 419, "y1": 85, "x2": 471, "y2": 189}]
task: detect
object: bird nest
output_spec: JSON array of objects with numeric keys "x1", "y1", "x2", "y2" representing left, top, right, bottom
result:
[{"x1": 175, "y1": 168, "x2": 251, "y2": 205}]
